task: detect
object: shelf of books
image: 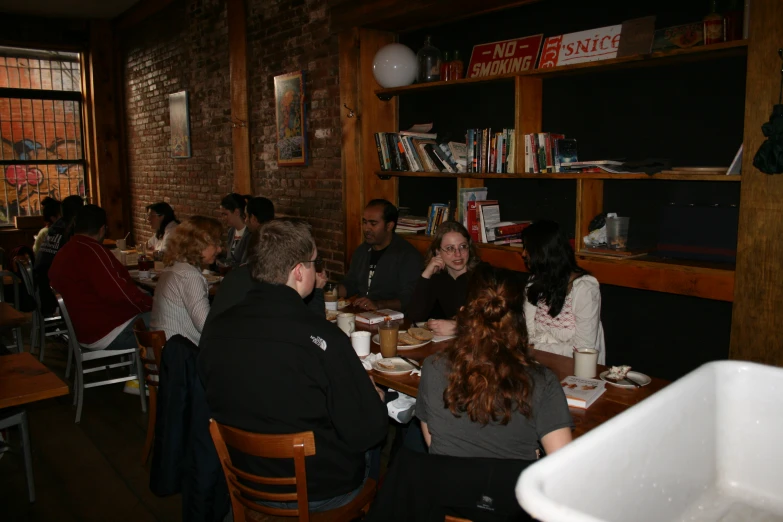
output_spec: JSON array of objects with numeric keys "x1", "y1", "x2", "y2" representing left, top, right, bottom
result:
[
  {"x1": 375, "y1": 40, "x2": 748, "y2": 97},
  {"x1": 401, "y1": 233, "x2": 735, "y2": 302},
  {"x1": 377, "y1": 171, "x2": 740, "y2": 182}
]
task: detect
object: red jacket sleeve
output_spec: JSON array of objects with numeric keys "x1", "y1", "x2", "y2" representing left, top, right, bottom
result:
[{"x1": 83, "y1": 240, "x2": 153, "y2": 312}]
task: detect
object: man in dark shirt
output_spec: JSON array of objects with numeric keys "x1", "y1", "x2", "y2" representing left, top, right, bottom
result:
[
  {"x1": 198, "y1": 219, "x2": 388, "y2": 511},
  {"x1": 338, "y1": 199, "x2": 422, "y2": 312},
  {"x1": 34, "y1": 195, "x2": 84, "y2": 315}
]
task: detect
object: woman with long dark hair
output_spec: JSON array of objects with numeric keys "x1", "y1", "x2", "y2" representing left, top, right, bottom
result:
[
  {"x1": 219, "y1": 193, "x2": 252, "y2": 268},
  {"x1": 417, "y1": 264, "x2": 573, "y2": 458},
  {"x1": 521, "y1": 220, "x2": 605, "y2": 363},
  {"x1": 407, "y1": 221, "x2": 481, "y2": 336},
  {"x1": 146, "y1": 202, "x2": 180, "y2": 253}
]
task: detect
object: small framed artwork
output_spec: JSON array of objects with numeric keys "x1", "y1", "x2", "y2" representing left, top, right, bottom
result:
[
  {"x1": 274, "y1": 71, "x2": 307, "y2": 166},
  {"x1": 169, "y1": 91, "x2": 191, "y2": 159}
]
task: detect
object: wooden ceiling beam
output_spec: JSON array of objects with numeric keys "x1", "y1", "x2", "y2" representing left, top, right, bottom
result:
[{"x1": 113, "y1": 0, "x2": 180, "y2": 33}]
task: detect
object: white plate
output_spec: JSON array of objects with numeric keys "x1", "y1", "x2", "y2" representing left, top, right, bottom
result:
[
  {"x1": 371, "y1": 333, "x2": 431, "y2": 350},
  {"x1": 326, "y1": 311, "x2": 339, "y2": 323},
  {"x1": 599, "y1": 370, "x2": 651, "y2": 389},
  {"x1": 204, "y1": 275, "x2": 222, "y2": 284},
  {"x1": 371, "y1": 357, "x2": 417, "y2": 375}
]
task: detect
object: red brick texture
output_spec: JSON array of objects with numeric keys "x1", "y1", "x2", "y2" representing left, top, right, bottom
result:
[{"x1": 122, "y1": 0, "x2": 345, "y2": 275}]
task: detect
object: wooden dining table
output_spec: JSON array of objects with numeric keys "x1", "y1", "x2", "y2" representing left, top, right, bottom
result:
[
  {"x1": 344, "y1": 308, "x2": 669, "y2": 438},
  {"x1": 0, "y1": 301, "x2": 29, "y2": 329},
  {"x1": 0, "y1": 352, "x2": 69, "y2": 409}
]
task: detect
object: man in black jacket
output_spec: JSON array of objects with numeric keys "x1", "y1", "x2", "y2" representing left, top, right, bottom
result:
[
  {"x1": 198, "y1": 219, "x2": 388, "y2": 511},
  {"x1": 338, "y1": 199, "x2": 422, "y2": 312}
]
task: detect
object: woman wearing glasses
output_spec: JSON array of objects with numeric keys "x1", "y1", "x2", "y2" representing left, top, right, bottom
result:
[{"x1": 408, "y1": 221, "x2": 481, "y2": 337}]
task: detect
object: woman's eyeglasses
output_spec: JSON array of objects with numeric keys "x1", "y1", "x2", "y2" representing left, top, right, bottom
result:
[{"x1": 440, "y1": 244, "x2": 469, "y2": 255}]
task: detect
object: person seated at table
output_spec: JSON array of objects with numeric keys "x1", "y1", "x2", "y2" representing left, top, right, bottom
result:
[
  {"x1": 198, "y1": 219, "x2": 388, "y2": 511},
  {"x1": 245, "y1": 196, "x2": 275, "y2": 232},
  {"x1": 33, "y1": 197, "x2": 61, "y2": 255},
  {"x1": 204, "y1": 228, "x2": 328, "y2": 326},
  {"x1": 49, "y1": 205, "x2": 153, "y2": 350},
  {"x1": 521, "y1": 220, "x2": 606, "y2": 364},
  {"x1": 407, "y1": 221, "x2": 481, "y2": 337},
  {"x1": 146, "y1": 202, "x2": 180, "y2": 254},
  {"x1": 338, "y1": 199, "x2": 422, "y2": 312},
  {"x1": 417, "y1": 264, "x2": 573, "y2": 459},
  {"x1": 34, "y1": 194, "x2": 84, "y2": 316},
  {"x1": 151, "y1": 216, "x2": 223, "y2": 345},
  {"x1": 218, "y1": 193, "x2": 251, "y2": 268}
]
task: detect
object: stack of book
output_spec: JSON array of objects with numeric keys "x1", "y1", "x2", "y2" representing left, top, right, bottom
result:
[
  {"x1": 488, "y1": 221, "x2": 531, "y2": 245},
  {"x1": 426, "y1": 202, "x2": 455, "y2": 236},
  {"x1": 397, "y1": 216, "x2": 428, "y2": 234},
  {"x1": 374, "y1": 131, "x2": 460, "y2": 173},
  {"x1": 466, "y1": 128, "x2": 515, "y2": 174},
  {"x1": 524, "y1": 133, "x2": 578, "y2": 173}
]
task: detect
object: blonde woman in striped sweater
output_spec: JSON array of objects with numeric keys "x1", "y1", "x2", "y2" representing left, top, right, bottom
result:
[{"x1": 151, "y1": 216, "x2": 223, "y2": 345}]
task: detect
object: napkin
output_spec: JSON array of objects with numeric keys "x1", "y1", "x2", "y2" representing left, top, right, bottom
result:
[
  {"x1": 360, "y1": 352, "x2": 382, "y2": 371},
  {"x1": 432, "y1": 334, "x2": 456, "y2": 343}
]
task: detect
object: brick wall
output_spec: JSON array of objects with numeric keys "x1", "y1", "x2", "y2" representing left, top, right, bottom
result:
[
  {"x1": 122, "y1": 0, "x2": 232, "y2": 246},
  {"x1": 122, "y1": 0, "x2": 345, "y2": 275}
]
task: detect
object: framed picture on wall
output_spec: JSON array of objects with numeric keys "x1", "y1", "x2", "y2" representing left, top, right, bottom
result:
[
  {"x1": 169, "y1": 91, "x2": 191, "y2": 159},
  {"x1": 274, "y1": 71, "x2": 307, "y2": 166}
]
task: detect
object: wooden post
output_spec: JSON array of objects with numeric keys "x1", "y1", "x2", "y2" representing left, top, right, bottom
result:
[
  {"x1": 86, "y1": 20, "x2": 126, "y2": 238},
  {"x1": 227, "y1": 0, "x2": 252, "y2": 195},
  {"x1": 339, "y1": 28, "x2": 397, "y2": 265},
  {"x1": 730, "y1": 0, "x2": 783, "y2": 365}
]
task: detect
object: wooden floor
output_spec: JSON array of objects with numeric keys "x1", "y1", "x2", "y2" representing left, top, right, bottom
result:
[{"x1": 0, "y1": 339, "x2": 182, "y2": 522}]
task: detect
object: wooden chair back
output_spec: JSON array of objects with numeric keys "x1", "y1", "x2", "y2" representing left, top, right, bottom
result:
[
  {"x1": 132, "y1": 319, "x2": 165, "y2": 390},
  {"x1": 209, "y1": 419, "x2": 316, "y2": 522}
]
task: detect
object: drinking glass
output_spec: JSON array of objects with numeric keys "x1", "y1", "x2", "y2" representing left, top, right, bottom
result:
[{"x1": 378, "y1": 321, "x2": 399, "y2": 358}]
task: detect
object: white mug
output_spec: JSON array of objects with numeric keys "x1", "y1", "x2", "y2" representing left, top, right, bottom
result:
[
  {"x1": 350, "y1": 331, "x2": 371, "y2": 357},
  {"x1": 337, "y1": 313, "x2": 355, "y2": 335},
  {"x1": 574, "y1": 349, "x2": 599, "y2": 379}
]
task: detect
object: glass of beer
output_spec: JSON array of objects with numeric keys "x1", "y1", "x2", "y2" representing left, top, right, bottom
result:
[{"x1": 378, "y1": 321, "x2": 399, "y2": 358}]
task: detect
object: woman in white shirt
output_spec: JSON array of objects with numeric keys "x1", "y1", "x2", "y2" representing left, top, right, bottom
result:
[
  {"x1": 151, "y1": 216, "x2": 223, "y2": 345},
  {"x1": 521, "y1": 220, "x2": 606, "y2": 364},
  {"x1": 146, "y1": 202, "x2": 180, "y2": 254}
]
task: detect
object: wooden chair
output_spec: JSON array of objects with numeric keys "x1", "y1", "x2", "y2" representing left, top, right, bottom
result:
[
  {"x1": 132, "y1": 318, "x2": 166, "y2": 464},
  {"x1": 209, "y1": 419, "x2": 377, "y2": 522},
  {"x1": 444, "y1": 517, "x2": 472, "y2": 522}
]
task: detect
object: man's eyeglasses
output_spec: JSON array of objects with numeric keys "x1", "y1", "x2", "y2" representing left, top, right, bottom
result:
[
  {"x1": 440, "y1": 244, "x2": 469, "y2": 255},
  {"x1": 302, "y1": 256, "x2": 324, "y2": 272}
]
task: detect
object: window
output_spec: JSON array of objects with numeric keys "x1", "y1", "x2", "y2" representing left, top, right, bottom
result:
[{"x1": 0, "y1": 46, "x2": 86, "y2": 227}]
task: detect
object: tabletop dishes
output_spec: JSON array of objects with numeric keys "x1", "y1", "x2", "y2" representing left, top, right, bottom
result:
[
  {"x1": 599, "y1": 370, "x2": 651, "y2": 389},
  {"x1": 371, "y1": 332, "x2": 431, "y2": 350},
  {"x1": 371, "y1": 357, "x2": 418, "y2": 375}
]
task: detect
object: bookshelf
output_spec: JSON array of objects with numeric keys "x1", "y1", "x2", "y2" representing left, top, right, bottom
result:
[
  {"x1": 375, "y1": 39, "x2": 748, "y2": 97},
  {"x1": 338, "y1": 0, "x2": 783, "y2": 366},
  {"x1": 377, "y1": 171, "x2": 741, "y2": 182}
]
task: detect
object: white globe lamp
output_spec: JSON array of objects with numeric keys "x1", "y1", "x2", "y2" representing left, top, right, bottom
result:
[{"x1": 372, "y1": 43, "x2": 417, "y2": 88}]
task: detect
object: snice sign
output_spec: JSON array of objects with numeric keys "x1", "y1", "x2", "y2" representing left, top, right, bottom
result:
[
  {"x1": 538, "y1": 25, "x2": 623, "y2": 68},
  {"x1": 467, "y1": 34, "x2": 544, "y2": 78}
]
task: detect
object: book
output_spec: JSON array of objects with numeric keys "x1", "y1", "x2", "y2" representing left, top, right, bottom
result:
[
  {"x1": 399, "y1": 130, "x2": 437, "y2": 139},
  {"x1": 560, "y1": 376, "x2": 607, "y2": 409},
  {"x1": 554, "y1": 138, "x2": 578, "y2": 172},
  {"x1": 355, "y1": 309, "x2": 405, "y2": 325},
  {"x1": 448, "y1": 141, "x2": 467, "y2": 172},
  {"x1": 493, "y1": 221, "x2": 531, "y2": 237},
  {"x1": 466, "y1": 200, "x2": 481, "y2": 242},
  {"x1": 374, "y1": 133, "x2": 388, "y2": 171},
  {"x1": 458, "y1": 186, "x2": 488, "y2": 226},
  {"x1": 477, "y1": 200, "x2": 501, "y2": 242}
]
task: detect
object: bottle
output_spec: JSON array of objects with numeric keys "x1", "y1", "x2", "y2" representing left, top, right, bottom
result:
[
  {"x1": 450, "y1": 50, "x2": 464, "y2": 80},
  {"x1": 417, "y1": 36, "x2": 441, "y2": 83},
  {"x1": 723, "y1": 0, "x2": 744, "y2": 41},
  {"x1": 440, "y1": 51, "x2": 451, "y2": 82},
  {"x1": 703, "y1": 0, "x2": 724, "y2": 45}
]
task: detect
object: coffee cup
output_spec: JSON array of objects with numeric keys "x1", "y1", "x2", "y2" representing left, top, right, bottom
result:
[
  {"x1": 574, "y1": 349, "x2": 599, "y2": 378},
  {"x1": 116, "y1": 239, "x2": 127, "y2": 251},
  {"x1": 337, "y1": 313, "x2": 355, "y2": 335},
  {"x1": 350, "y1": 331, "x2": 371, "y2": 357}
]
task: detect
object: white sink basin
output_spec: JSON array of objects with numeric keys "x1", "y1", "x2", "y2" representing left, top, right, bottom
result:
[{"x1": 517, "y1": 361, "x2": 783, "y2": 522}]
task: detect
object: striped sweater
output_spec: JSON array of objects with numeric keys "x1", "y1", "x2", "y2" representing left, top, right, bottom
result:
[{"x1": 151, "y1": 262, "x2": 209, "y2": 345}]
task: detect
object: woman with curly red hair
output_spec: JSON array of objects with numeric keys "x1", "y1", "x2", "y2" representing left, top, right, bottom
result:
[{"x1": 417, "y1": 264, "x2": 573, "y2": 459}]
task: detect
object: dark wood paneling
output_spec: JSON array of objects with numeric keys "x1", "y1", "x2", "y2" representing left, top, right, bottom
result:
[
  {"x1": 730, "y1": 0, "x2": 783, "y2": 365},
  {"x1": 227, "y1": 0, "x2": 252, "y2": 194}
]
